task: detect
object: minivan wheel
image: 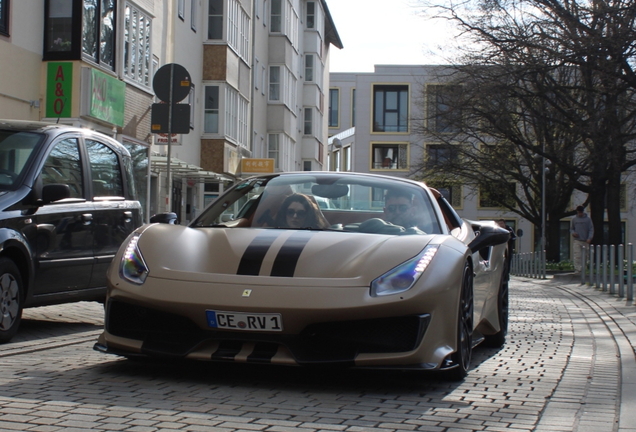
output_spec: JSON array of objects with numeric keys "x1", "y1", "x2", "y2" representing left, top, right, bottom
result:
[{"x1": 0, "y1": 258, "x2": 23, "y2": 343}]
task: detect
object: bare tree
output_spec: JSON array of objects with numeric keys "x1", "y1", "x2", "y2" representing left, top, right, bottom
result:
[{"x1": 413, "y1": 0, "x2": 636, "y2": 257}]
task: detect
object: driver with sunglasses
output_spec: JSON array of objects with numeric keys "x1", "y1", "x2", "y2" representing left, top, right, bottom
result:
[{"x1": 383, "y1": 189, "x2": 415, "y2": 228}]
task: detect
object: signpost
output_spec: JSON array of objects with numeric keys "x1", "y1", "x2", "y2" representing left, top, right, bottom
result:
[{"x1": 151, "y1": 63, "x2": 191, "y2": 212}]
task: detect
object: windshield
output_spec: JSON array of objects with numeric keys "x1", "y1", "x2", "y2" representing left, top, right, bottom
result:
[
  {"x1": 0, "y1": 130, "x2": 45, "y2": 188},
  {"x1": 192, "y1": 173, "x2": 442, "y2": 235}
]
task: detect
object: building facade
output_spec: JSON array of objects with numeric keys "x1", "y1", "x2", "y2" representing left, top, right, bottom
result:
[
  {"x1": 328, "y1": 65, "x2": 636, "y2": 259},
  {"x1": 0, "y1": 0, "x2": 341, "y2": 224}
]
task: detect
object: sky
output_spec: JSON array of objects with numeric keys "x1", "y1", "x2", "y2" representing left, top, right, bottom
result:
[{"x1": 326, "y1": 0, "x2": 457, "y2": 73}]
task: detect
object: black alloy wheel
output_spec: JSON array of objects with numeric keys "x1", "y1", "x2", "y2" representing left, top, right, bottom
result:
[
  {"x1": 0, "y1": 258, "x2": 23, "y2": 343},
  {"x1": 446, "y1": 261, "x2": 474, "y2": 381},
  {"x1": 484, "y1": 256, "x2": 509, "y2": 348}
]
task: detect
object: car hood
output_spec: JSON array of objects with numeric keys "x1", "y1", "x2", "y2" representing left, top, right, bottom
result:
[{"x1": 133, "y1": 224, "x2": 440, "y2": 286}]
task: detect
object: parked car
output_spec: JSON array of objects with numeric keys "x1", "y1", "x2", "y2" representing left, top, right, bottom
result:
[
  {"x1": 0, "y1": 120, "x2": 143, "y2": 342},
  {"x1": 95, "y1": 172, "x2": 509, "y2": 380}
]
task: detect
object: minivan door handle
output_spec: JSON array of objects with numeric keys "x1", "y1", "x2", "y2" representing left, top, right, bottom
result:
[{"x1": 123, "y1": 211, "x2": 132, "y2": 222}]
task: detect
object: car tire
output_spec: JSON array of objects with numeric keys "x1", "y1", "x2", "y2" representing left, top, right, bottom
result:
[
  {"x1": 0, "y1": 258, "x2": 23, "y2": 343},
  {"x1": 484, "y1": 257, "x2": 509, "y2": 348},
  {"x1": 446, "y1": 261, "x2": 474, "y2": 381}
]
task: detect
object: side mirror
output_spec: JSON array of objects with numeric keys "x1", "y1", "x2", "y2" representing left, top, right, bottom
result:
[
  {"x1": 150, "y1": 212, "x2": 178, "y2": 224},
  {"x1": 468, "y1": 225, "x2": 510, "y2": 254},
  {"x1": 41, "y1": 184, "x2": 71, "y2": 204},
  {"x1": 516, "y1": 228, "x2": 524, "y2": 237}
]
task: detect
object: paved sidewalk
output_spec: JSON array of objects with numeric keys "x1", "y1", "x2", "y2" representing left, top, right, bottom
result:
[{"x1": 518, "y1": 274, "x2": 636, "y2": 432}]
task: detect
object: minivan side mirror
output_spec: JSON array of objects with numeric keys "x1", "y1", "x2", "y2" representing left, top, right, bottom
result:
[
  {"x1": 41, "y1": 184, "x2": 71, "y2": 204},
  {"x1": 150, "y1": 212, "x2": 178, "y2": 224}
]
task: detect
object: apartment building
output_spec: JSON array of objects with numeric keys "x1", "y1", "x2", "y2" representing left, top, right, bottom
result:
[
  {"x1": 328, "y1": 65, "x2": 636, "y2": 258},
  {"x1": 0, "y1": 0, "x2": 341, "y2": 223}
]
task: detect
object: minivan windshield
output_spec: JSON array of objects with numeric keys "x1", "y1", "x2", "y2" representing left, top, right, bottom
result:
[{"x1": 0, "y1": 130, "x2": 45, "y2": 189}]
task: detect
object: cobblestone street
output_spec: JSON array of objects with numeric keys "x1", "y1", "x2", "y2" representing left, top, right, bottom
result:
[{"x1": 0, "y1": 276, "x2": 634, "y2": 432}]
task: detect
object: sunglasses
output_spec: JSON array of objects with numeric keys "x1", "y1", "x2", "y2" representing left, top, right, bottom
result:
[
  {"x1": 386, "y1": 204, "x2": 410, "y2": 213},
  {"x1": 286, "y1": 208, "x2": 307, "y2": 218}
]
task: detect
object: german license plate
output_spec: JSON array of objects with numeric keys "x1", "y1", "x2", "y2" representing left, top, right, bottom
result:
[{"x1": 206, "y1": 310, "x2": 283, "y2": 331}]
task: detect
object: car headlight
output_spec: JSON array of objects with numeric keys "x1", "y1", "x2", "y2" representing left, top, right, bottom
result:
[
  {"x1": 370, "y1": 245, "x2": 439, "y2": 297},
  {"x1": 120, "y1": 234, "x2": 149, "y2": 285}
]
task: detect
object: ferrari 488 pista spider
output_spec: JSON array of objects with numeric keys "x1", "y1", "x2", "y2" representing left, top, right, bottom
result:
[{"x1": 95, "y1": 172, "x2": 510, "y2": 380}]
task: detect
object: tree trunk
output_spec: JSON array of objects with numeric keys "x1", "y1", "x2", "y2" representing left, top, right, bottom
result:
[
  {"x1": 546, "y1": 212, "x2": 562, "y2": 262},
  {"x1": 588, "y1": 178, "x2": 606, "y2": 245},
  {"x1": 606, "y1": 169, "x2": 623, "y2": 245}
]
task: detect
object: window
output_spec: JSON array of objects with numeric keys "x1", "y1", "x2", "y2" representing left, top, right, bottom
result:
[
  {"x1": 303, "y1": 160, "x2": 311, "y2": 171},
  {"x1": 123, "y1": 3, "x2": 152, "y2": 86},
  {"x1": 178, "y1": 0, "x2": 184, "y2": 19},
  {"x1": 44, "y1": 0, "x2": 80, "y2": 60},
  {"x1": 208, "y1": 0, "x2": 223, "y2": 39},
  {"x1": 430, "y1": 183, "x2": 462, "y2": 208},
  {"x1": 41, "y1": 138, "x2": 84, "y2": 199},
  {"x1": 304, "y1": 108, "x2": 313, "y2": 135},
  {"x1": 371, "y1": 143, "x2": 408, "y2": 170},
  {"x1": 86, "y1": 140, "x2": 123, "y2": 197},
  {"x1": 191, "y1": 0, "x2": 197, "y2": 31},
  {"x1": 270, "y1": 0, "x2": 281, "y2": 32},
  {"x1": 82, "y1": 0, "x2": 116, "y2": 69},
  {"x1": 305, "y1": 54, "x2": 314, "y2": 82},
  {"x1": 270, "y1": 0, "x2": 298, "y2": 47},
  {"x1": 225, "y1": 86, "x2": 249, "y2": 146},
  {"x1": 328, "y1": 88, "x2": 339, "y2": 128},
  {"x1": 427, "y1": 144, "x2": 457, "y2": 169},
  {"x1": 428, "y1": 85, "x2": 462, "y2": 133},
  {"x1": 254, "y1": 58, "x2": 260, "y2": 90},
  {"x1": 268, "y1": 134, "x2": 279, "y2": 169},
  {"x1": 373, "y1": 85, "x2": 408, "y2": 132},
  {"x1": 0, "y1": 0, "x2": 9, "y2": 36},
  {"x1": 479, "y1": 183, "x2": 516, "y2": 209},
  {"x1": 204, "y1": 86, "x2": 219, "y2": 133},
  {"x1": 351, "y1": 89, "x2": 356, "y2": 127},
  {"x1": 227, "y1": 0, "x2": 250, "y2": 61},
  {"x1": 269, "y1": 66, "x2": 280, "y2": 101},
  {"x1": 268, "y1": 65, "x2": 296, "y2": 107},
  {"x1": 306, "y1": 1, "x2": 314, "y2": 28}
]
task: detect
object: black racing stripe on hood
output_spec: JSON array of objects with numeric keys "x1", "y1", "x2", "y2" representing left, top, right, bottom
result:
[
  {"x1": 237, "y1": 231, "x2": 281, "y2": 275},
  {"x1": 271, "y1": 231, "x2": 316, "y2": 277}
]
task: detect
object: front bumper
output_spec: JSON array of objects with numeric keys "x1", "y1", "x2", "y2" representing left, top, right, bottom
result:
[{"x1": 98, "y1": 299, "x2": 432, "y2": 366}]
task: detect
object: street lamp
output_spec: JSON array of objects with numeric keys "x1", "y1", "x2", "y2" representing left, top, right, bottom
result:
[{"x1": 541, "y1": 151, "x2": 546, "y2": 279}]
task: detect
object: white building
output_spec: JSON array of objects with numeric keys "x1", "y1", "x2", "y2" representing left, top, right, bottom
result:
[
  {"x1": 329, "y1": 65, "x2": 636, "y2": 259},
  {"x1": 0, "y1": 0, "x2": 342, "y2": 223}
]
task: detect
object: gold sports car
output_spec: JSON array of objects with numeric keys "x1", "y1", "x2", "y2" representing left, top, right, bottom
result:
[{"x1": 94, "y1": 172, "x2": 510, "y2": 380}]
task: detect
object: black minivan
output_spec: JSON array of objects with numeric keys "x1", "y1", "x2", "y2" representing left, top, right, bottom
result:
[{"x1": 0, "y1": 120, "x2": 143, "y2": 342}]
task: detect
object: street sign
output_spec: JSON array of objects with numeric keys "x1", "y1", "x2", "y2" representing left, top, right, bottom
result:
[
  {"x1": 153, "y1": 63, "x2": 191, "y2": 103},
  {"x1": 151, "y1": 103, "x2": 191, "y2": 134},
  {"x1": 241, "y1": 158, "x2": 275, "y2": 174}
]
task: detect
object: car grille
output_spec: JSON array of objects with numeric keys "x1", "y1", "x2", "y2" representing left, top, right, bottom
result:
[{"x1": 106, "y1": 300, "x2": 430, "y2": 364}]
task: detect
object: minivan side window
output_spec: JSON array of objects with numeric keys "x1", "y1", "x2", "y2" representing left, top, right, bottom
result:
[
  {"x1": 86, "y1": 139, "x2": 124, "y2": 198},
  {"x1": 41, "y1": 138, "x2": 84, "y2": 199}
]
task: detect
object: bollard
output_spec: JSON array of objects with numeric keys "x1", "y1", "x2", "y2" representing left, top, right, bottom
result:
[
  {"x1": 602, "y1": 245, "x2": 607, "y2": 292},
  {"x1": 608, "y1": 245, "x2": 616, "y2": 294},
  {"x1": 628, "y1": 244, "x2": 633, "y2": 303},
  {"x1": 618, "y1": 244, "x2": 625, "y2": 298},
  {"x1": 587, "y1": 245, "x2": 594, "y2": 286},
  {"x1": 595, "y1": 245, "x2": 601, "y2": 289},
  {"x1": 581, "y1": 246, "x2": 587, "y2": 285}
]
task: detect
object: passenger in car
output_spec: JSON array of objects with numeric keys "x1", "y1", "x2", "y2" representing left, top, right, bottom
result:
[{"x1": 275, "y1": 193, "x2": 330, "y2": 229}]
